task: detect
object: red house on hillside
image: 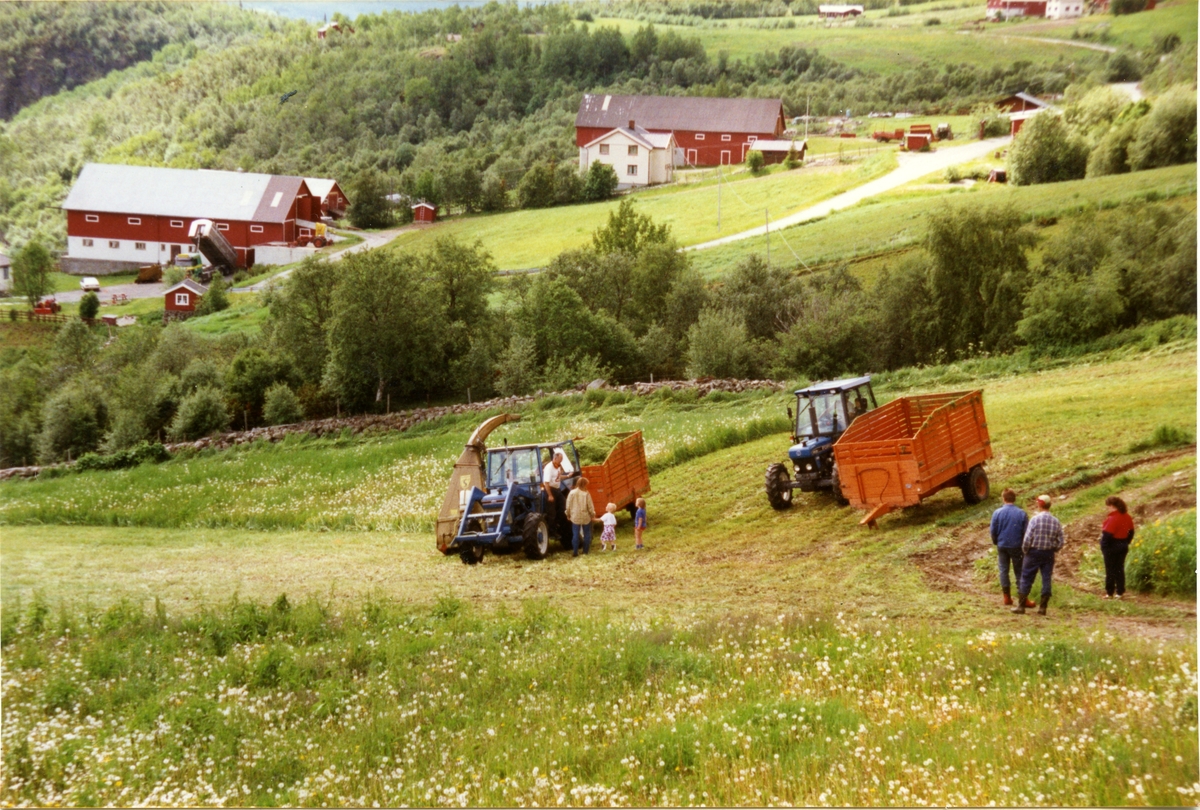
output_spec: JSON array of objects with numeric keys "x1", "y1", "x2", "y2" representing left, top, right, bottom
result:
[
  {"x1": 163, "y1": 277, "x2": 206, "y2": 323},
  {"x1": 575, "y1": 94, "x2": 785, "y2": 167},
  {"x1": 62, "y1": 164, "x2": 328, "y2": 273}
]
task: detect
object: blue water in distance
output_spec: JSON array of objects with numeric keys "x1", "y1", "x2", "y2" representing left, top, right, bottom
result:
[{"x1": 240, "y1": 0, "x2": 576, "y2": 22}]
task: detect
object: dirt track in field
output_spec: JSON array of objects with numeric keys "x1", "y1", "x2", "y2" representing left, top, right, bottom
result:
[{"x1": 910, "y1": 450, "x2": 1196, "y2": 640}]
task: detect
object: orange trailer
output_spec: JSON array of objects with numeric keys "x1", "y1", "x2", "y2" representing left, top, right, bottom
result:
[
  {"x1": 833, "y1": 390, "x2": 992, "y2": 527},
  {"x1": 581, "y1": 431, "x2": 651, "y2": 517}
]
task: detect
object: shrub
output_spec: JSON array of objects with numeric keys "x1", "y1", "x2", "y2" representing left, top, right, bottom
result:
[
  {"x1": 193, "y1": 276, "x2": 229, "y2": 316},
  {"x1": 945, "y1": 166, "x2": 962, "y2": 183},
  {"x1": 79, "y1": 292, "x2": 100, "y2": 320},
  {"x1": 36, "y1": 380, "x2": 109, "y2": 463},
  {"x1": 347, "y1": 168, "x2": 393, "y2": 229},
  {"x1": 1125, "y1": 510, "x2": 1196, "y2": 597},
  {"x1": 1127, "y1": 424, "x2": 1195, "y2": 453},
  {"x1": 686, "y1": 308, "x2": 753, "y2": 379},
  {"x1": 1127, "y1": 86, "x2": 1198, "y2": 171},
  {"x1": 783, "y1": 141, "x2": 803, "y2": 170},
  {"x1": 232, "y1": 270, "x2": 249, "y2": 284},
  {"x1": 745, "y1": 149, "x2": 766, "y2": 174},
  {"x1": 924, "y1": 16, "x2": 941, "y2": 24},
  {"x1": 75, "y1": 441, "x2": 170, "y2": 472},
  {"x1": 262, "y1": 382, "x2": 304, "y2": 426},
  {"x1": 1109, "y1": 0, "x2": 1145, "y2": 14},
  {"x1": 163, "y1": 265, "x2": 186, "y2": 286},
  {"x1": 1104, "y1": 51, "x2": 1143, "y2": 83},
  {"x1": 1086, "y1": 121, "x2": 1137, "y2": 177},
  {"x1": 554, "y1": 162, "x2": 584, "y2": 206},
  {"x1": 583, "y1": 161, "x2": 619, "y2": 202},
  {"x1": 168, "y1": 386, "x2": 230, "y2": 441},
  {"x1": 479, "y1": 173, "x2": 509, "y2": 212},
  {"x1": 517, "y1": 162, "x2": 556, "y2": 209},
  {"x1": 1008, "y1": 113, "x2": 1089, "y2": 185}
]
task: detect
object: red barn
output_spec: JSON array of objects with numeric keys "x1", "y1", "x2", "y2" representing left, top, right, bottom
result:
[
  {"x1": 304, "y1": 177, "x2": 349, "y2": 219},
  {"x1": 412, "y1": 202, "x2": 437, "y2": 224},
  {"x1": 986, "y1": 0, "x2": 1047, "y2": 18},
  {"x1": 575, "y1": 94, "x2": 785, "y2": 167},
  {"x1": 164, "y1": 278, "x2": 206, "y2": 322},
  {"x1": 62, "y1": 164, "x2": 328, "y2": 274}
]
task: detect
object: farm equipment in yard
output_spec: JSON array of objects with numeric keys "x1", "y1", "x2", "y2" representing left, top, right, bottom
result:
[
  {"x1": 436, "y1": 415, "x2": 649, "y2": 564},
  {"x1": 188, "y1": 219, "x2": 238, "y2": 274},
  {"x1": 765, "y1": 376, "x2": 879, "y2": 510},
  {"x1": 833, "y1": 390, "x2": 992, "y2": 527}
]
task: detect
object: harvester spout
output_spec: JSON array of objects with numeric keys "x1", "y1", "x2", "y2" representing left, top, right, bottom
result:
[{"x1": 436, "y1": 413, "x2": 520, "y2": 553}]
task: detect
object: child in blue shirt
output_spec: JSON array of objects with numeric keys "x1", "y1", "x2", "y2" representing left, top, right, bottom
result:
[{"x1": 634, "y1": 497, "x2": 647, "y2": 549}]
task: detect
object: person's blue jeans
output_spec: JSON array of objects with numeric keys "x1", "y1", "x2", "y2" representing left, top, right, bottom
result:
[
  {"x1": 571, "y1": 523, "x2": 592, "y2": 554},
  {"x1": 997, "y1": 546, "x2": 1023, "y2": 590},
  {"x1": 1019, "y1": 548, "x2": 1056, "y2": 597}
]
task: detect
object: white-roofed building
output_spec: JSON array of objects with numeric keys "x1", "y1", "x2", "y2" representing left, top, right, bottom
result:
[
  {"x1": 303, "y1": 177, "x2": 348, "y2": 218},
  {"x1": 579, "y1": 123, "x2": 677, "y2": 188},
  {"x1": 61, "y1": 163, "x2": 330, "y2": 274}
]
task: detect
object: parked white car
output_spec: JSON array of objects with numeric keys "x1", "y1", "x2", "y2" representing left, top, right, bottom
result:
[{"x1": 80, "y1": 277, "x2": 101, "y2": 292}]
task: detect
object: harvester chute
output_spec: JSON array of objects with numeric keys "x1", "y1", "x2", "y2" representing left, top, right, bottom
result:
[{"x1": 436, "y1": 412, "x2": 521, "y2": 553}]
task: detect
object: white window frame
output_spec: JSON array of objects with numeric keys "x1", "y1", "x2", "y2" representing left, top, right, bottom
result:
[
  {"x1": 170, "y1": 220, "x2": 184, "y2": 228},
  {"x1": 135, "y1": 242, "x2": 146, "y2": 250},
  {"x1": 628, "y1": 145, "x2": 638, "y2": 156},
  {"x1": 216, "y1": 223, "x2": 230, "y2": 231},
  {"x1": 747, "y1": 136, "x2": 758, "y2": 143},
  {"x1": 108, "y1": 240, "x2": 119, "y2": 249},
  {"x1": 127, "y1": 217, "x2": 141, "y2": 225},
  {"x1": 175, "y1": 293, "x2": 190, "y2": 306},
  {"x1": 82, "y1": 238, "x2": 94, "y2": 247},
  {"x1": 599, "y1": 144, "x2": 609, "y2": 155},
  {"x1": 627, "y1": 164, "x2": 638, "y2": 176},
  {"x1": 694, "y1": 133, "x2": 705, "y2": 141},
  {"x1": 721, "y1": 134, "x2": 732, "y2": 142},
  {"x1": 85, "y1": 214, "x2": 99, "y2": 223},
  {"x1": 250, "y1": 225, "x2": 264, "y2": 234}
]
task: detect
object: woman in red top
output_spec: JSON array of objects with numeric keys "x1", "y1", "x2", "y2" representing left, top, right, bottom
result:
[{"x1": 1100, "y1": 496, "x2": 1136, "y2": 599}]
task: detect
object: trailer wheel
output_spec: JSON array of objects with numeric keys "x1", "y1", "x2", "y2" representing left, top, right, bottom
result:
[
  {"x1": 460, "y1": 545, "x2": 484, "y2": 565},
  {"x1": 765, "y1": 463, "x2": 793, "y2": 511},
  {"x1": 523, "y1": 514, "x2": 549, "y2": 560},
  {"x1": 961, "y1": 465, "x2": 989, "y2": 505},
  {"x1": 830, "y1": 463, "x2": 850, "y2": 506}
]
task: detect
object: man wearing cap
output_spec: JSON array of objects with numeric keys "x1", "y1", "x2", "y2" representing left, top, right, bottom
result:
[{"x1": 1013, "y1": 495, "x2": 1065, "y2": 616}]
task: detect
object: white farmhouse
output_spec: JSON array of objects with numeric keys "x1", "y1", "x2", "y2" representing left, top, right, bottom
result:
[
  {"x1": 578, "y1": 123, "x2": 677, "y2": 188},
  {"x1": 1045, "y1": 0, "x2": 1084, "y2": 16}
]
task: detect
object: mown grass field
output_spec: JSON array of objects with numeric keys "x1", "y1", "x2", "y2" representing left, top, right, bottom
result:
[
  {"x1": 595, "y1": 14, "x2": 1100, "y2": 71},
  {"x1": 389, "y1": 153, "x2": 895, "y2": 270},
  {"x1": 998, "y1": 0, "x2": 1198, "y2": 48},
  {"x1": 688, "y1": 163, "x2": 1197, "y2": 279},
  {"x1": 1, "y1": 338, "x2": 1196, "y2": 806}
]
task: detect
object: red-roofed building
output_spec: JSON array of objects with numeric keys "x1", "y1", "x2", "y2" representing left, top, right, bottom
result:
[
  {"x1": 576, "y1": 94, "x2": 785, "y2": 168},
  {"x1": 986, "y1": 0, "x2": 1047, "y2": 18}
]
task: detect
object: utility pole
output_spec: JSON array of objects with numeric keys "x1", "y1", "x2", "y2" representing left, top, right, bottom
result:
[
  {"x1": 717, "y1": 165, "x2": 721, "y2": 232},
  {"x1": 765, "y1": 208, "x2": 770, "y2": 266}
]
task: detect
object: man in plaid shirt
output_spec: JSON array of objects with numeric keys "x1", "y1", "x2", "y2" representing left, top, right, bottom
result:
[{"x1": 1012, "y1": 494, "x2": 1064, "y2": 616}]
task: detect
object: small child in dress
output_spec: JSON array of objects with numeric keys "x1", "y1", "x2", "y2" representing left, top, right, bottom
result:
[
  {"x1": 600, "y1": 502, "x2": 618, "y2": 550},
  {"x1": 634, "y1": 497, "x2": 647, "y2": 549}
]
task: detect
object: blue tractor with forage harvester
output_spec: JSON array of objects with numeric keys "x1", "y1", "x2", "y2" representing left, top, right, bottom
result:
[{"x1": 764, "y1": 375, "x2": 878, "y2": 510}]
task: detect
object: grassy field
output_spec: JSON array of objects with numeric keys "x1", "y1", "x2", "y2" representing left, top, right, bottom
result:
[
  {"x1": 1, "y1": 339, "x2": 1196, "y2": 806},
  {"x1": 997, "y1": 0, "x2": 1198, "y2": 49},
  {"x1": 595, "y1": 14, "x2": 1101, "y2": 72},
  {"x1": 388, "y1": 152, "x2": 895, "y2": 270},
  {"x1": 688, "y1": 163, "x2": 1197, "y2": 279}
]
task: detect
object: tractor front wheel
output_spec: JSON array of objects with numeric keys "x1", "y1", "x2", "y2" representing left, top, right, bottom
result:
[
  {"x1": 961, "y1": 465, "x2": 989, "y2": 504},
  {"x1": 765, "y1": 463, "x2": 793, "y2": 511},
  {"x1": 460, "y1": 545, "x2": 484, "y2": 565},
  {"x1": 523, "y1": 514, "x2": 550, "y2": 560}
]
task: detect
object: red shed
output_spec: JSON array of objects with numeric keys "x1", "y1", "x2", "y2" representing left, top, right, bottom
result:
[
  {"x1": 412, "y1": 202, "x2": 437, "y2": 224},
  {"x1": 576, "y1": 94, "x2": 784, "y2": 167},
  {"x1": 164, "y1": 278, "x2": 206, "y2": 321}
]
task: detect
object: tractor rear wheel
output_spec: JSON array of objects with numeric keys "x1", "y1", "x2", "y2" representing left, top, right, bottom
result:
[
  {"x1": 460, "y1": 545, "x2": 484, "y2": 565},
  {"x1": 961, "y1": 465, "x2": 989, "y2": 504},
  {"x1": 830, "y1": 463, "x2": 850, "y2": 506},
  {"x1": 765, "y1": 463, "x2": 793, "y2": 511},
  {"x1": 523, "y1": 514, "x2": 549, "y2": 560}
]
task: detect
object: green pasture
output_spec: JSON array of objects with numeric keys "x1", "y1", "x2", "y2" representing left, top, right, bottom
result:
[
  {"x1": 2, "y1": 339, "x2": 1195, "y2": 807},
  {"x1": 389, "y1": 152, "x2": 895, "y2": 269},
  {"x1": 687, "y1": 163, "x2": 1197, "y2": 279},
  {"x1": 595, "y1": 15, "x2": 1100, "y2": 71}
]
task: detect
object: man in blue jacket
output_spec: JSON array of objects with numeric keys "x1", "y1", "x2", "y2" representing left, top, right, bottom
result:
[{"x1": 990, "y1": 488, "x2": 1033, "y2": 608}]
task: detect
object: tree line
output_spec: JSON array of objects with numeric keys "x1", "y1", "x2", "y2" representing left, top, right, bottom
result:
[{"x1": 2, "y1": 196, "x2": 1193, "y2": 469}]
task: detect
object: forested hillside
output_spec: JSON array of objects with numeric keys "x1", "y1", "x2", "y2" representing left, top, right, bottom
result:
[
  {"x1": 0, "y1": 2, "x2": 295, "y2": 120},
  {"x1": 1, "y1": 1, "x2": 1100, "y2": 248}
]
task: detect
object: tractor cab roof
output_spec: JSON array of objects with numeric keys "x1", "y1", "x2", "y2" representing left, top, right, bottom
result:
[
  {"x1": 487, "y1": 440, "x2": 574, "y2": 454},
  {"x1": 794, "y1": 376, "x2": 872, "y2": 397}
]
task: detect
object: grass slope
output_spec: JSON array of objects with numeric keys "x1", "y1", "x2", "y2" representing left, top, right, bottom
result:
[
  {"x1": 688, "y1": 163, "x2": 1197, "y2": 278},
  {"x1": 388, "y1": 153, "x2": 895, "y2": 270},
  {"x1": 996, "y1": 0, "x2": 1198, "y2": 48}
]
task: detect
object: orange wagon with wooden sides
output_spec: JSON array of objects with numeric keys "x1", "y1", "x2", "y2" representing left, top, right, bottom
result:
[{"x1": 833, "y1": 390, "x2": 993, "y2": 527}]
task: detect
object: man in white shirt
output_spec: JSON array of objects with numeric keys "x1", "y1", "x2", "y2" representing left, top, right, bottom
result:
[{"x1": 542, "y1": 450, "x2": 574, "y2": 518}]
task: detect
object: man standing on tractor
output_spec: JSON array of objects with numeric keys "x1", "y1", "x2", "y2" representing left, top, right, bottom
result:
[
  {"x1": 1013, "y1": 495, "x2": 1065, "y2": 616},
  {"x1": 543, "y1": 450, "x2": 573, "y2": 523},
  {"x1": 990, "y1": 488, "x2": 1034, "y2": 608}
]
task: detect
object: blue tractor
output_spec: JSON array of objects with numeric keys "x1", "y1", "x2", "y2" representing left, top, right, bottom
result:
[
  {"x1": 765, "y1": 375, "x2": 878, "y2": 510},
  {"x1": 448, "y1": 439, "x2": 581, "y2": 564}
]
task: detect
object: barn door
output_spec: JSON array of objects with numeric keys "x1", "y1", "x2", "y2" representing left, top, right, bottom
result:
[
  {"x1": 721, "y1": 150, "x2": 731, "y2": 165},
  {"x1": 686, "y1": 148, "x2": 697, "y2": 165}
]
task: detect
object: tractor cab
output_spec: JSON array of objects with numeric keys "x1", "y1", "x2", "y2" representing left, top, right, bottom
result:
[{"x1": 765, "y1": 376, "x2": 877, "y2": 507}]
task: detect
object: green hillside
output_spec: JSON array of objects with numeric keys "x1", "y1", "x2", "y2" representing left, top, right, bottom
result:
[{"x1": 2, "y1": 340, "x2": 1195, "y2": 806}]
